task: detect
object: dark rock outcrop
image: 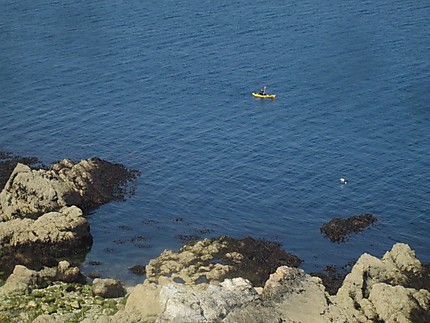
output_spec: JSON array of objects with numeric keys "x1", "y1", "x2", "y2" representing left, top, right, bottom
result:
[
  {"x1": 320, "y1": 213, "x2": 377, "y2": 242},
  {"x1": 220, "y1": 236, "x2": 302, "y2": 286},
  {"x1": 129, "y1": 265, "x2": 146, "y2": 276},
  {"x1": 310, "y1": 264, "x2": 352, "y2": 295}
]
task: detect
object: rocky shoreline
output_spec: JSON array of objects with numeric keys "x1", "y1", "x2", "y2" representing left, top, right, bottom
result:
[
  {"x1": 0, "y1": 154, "x2": 429, "y2": 322},
  {"x1": 0, "y1": 155, "x2": 139, "y2": 279},
  {"x1": 1, "y1": 242, "x2": 429, "y2": 322}
]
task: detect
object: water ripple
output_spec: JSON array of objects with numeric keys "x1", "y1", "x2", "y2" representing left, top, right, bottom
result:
[{"x1": 1, "y1": 0, "x2": 429, "y2": 283}]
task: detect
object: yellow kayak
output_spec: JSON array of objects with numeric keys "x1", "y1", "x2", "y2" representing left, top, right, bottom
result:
[{"x1": 252, "y1": 92, "x2": 276, "y2": 99}]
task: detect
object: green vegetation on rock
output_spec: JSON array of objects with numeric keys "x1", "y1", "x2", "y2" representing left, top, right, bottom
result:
[{"x1": 0, "y1": 281, "x2": 123, "y2": 322}]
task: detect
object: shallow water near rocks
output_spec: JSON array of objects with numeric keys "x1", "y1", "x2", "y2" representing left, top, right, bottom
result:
[{"x1": 1, "y1": 0, "x2": 429, "y2": 285}]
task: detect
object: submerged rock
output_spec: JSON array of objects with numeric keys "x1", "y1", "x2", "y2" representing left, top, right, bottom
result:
[
  {"x1": 129, "y1": 265, "x2": 146, "y2": 276},
  {"x1": 320, "y1": 213, "x2": 377, "y2": 242}
]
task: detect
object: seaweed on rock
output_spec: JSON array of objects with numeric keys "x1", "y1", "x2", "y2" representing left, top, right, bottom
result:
[{"x1": 320, "y1": 213, "x2": 378, "y2": 242}]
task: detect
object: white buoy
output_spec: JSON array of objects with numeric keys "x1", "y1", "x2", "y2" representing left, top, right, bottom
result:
[{"x1": 340, "y1": 178, "x2": 347, "y2": 185}]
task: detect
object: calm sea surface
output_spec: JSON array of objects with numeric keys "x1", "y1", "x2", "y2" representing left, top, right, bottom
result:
[{"x1": 1, "y1": 0, "x2": 429, "y2": 285}]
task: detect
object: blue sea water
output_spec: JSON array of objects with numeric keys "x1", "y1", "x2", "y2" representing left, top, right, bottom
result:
[{"x1": 1, "y1": 0, "x2": 429, "y2": 285}]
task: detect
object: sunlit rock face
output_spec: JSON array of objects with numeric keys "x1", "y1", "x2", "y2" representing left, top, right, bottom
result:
[
  {"x1": 0, "y1": 158, "x2": 139, "y2": 221},
  {"x1": 113, "y1": 243, "x2": 430, "y2": 323},
  {"x1": 0, "y1": 158, "x2": 139, "y2": 278}
]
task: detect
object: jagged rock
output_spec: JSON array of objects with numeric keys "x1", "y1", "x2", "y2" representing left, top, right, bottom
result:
[
  {"x1": 0, "y1": 157, "x2": 139, "y2": 277},
  {"x1": 0, "y1": 158, "x2": 138, "y2": 221},
  {"x1": 0, "y1": 206, "x2": 89, "y2": 248},
  {"x1": 0, "y1": 163, "x2": 78, "y2": 221},
  {"x1": 0, "y1": 152, "x2": 41, "y2": 192},
  {"x1": 0, "y1": 206, "x2": 92, "y2": 277},
  {"x1": 1, "y1": 239, "x2": 427, "y2": 323},
  {"x1": 106, "y1": 243, "x2": 429, "y2": 323},
  {"x1": 92, "y1": 278, "x2": 126, "y2": 298},
  {"x1": 145, "y1": 236, "x2": 301, "y2": 287},
  {"x1": 0, "y1": 242, "x2": 426, "y2": 323},
  {"x1": 223, "y1": 267, "x2": 329, "y2": 323},
  {"x1": 120, "y1": 272, "x2": 266, "y2": 322},
  {"x1": 262, "y1": 266, "x2": 329, "y2": 322},
  {"x1": 38, "y1": 260, "x2": 85, "y2": 284},
  {"x1": 117, "y1": 270, "x2": 327, "y2": 323},
  {"x1": 369, "y1": 283, "x2": 430, "y2": 323},
  {"x1": 154, "y1": 278, "x2": 259, "y2": 322},
  {"x1": 327, "y1": 243, "x2": 430, "y2": 322}
]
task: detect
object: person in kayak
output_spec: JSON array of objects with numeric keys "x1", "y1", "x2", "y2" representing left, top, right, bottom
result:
[{"x1": 259, "y1": 86, "x2": 267, "y2": 95}]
